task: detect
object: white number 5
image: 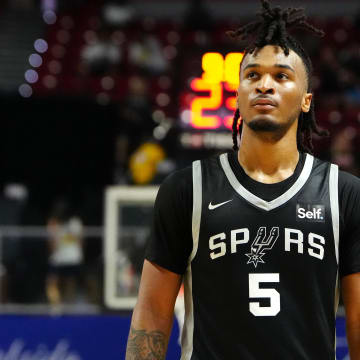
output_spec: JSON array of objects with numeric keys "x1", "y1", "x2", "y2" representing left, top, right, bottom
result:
[{"x1": 249, "y1": 273, "x2": 280, "y2": 316}]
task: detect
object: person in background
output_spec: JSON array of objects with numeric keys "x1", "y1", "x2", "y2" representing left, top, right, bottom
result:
[
  {"x1": 129, "y1": 140, "x2": 167, "y2": 185},
  {"x1": 114, "y1": 76, "x2": 155, "y2": 184},
  {"x1": 331, "y1": 127, "x2": 360, "y2": 177},
  {"x1": 102, "y1": 0, "x2": 134, "y2": 27},
  {"x1": 0, "y1": 184, "x2": 28, "y2": 302},
  {"x1": 80, "y1": 27, "x2": 122, "y2": 76},
  {"x1": 46, "y1": 199, "x2": 84, "y2": 306},
  {"x1": 128, "y1": 32, "x2": 168, "y2": 75}
]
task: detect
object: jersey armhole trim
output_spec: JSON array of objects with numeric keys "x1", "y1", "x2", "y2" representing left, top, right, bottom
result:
[
  {"x1": 190, "y1": 160, "x2": 202, "y2": 263},
  {"x1": 180, "y1": 160, "x2": 202, "y2": 360},
  {"x1": 329, "y1": 163, "x2": 339, "y2": 265},
  {"x1": 329, "y1": 163, "x2": 340, "y2": 326}
]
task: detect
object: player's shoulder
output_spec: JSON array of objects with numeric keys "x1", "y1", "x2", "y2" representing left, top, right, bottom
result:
[
  {"x1": 314, "y1": 153, "x2": 360, "y2": 201},
  {"x1": 159, "y1": 152, "x2": 226, "y2": 194},
  {"x1": 161, "y1": 153, "x2": 220, "y2": 184},
  {"x1": 161, "y1": 164, "x2": 192, "y2": 188},
  {"x1": 310, "y1": 153, "x2": 332, "y2": 170},
  {"x1": 310, "y1": 154, "x2": 360, "y2": 193},
  {"x1": 314, "y1": 152, "x2": 360, "y2": 190},
  {"x1": 157, "y1": 164, "x2": 193, "y2": 205},
  {"x1": 338, "y1": 169, "x2": 360, "y2": 196},
  {"x1": 336, "y1": 169, "x2": 360, "y2": 228}
]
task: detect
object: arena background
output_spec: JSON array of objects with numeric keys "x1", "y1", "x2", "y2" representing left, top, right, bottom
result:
[{"x1": 0, "y1": 0, "x2": 359, "y2": 358}]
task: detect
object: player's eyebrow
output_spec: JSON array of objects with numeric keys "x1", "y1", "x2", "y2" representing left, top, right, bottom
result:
[{"x1": 243, "y1": 63, "x2": 295, "y2": 73}]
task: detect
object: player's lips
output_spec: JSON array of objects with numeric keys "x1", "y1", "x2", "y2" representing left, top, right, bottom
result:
[{"x1": 251, "y1": 97, "x2": 278, "y2": 110}]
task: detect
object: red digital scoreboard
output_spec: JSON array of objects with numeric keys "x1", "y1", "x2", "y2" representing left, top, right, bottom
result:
[{"x1": 180, "y1": 52, "x2": 244, "y2": 130}]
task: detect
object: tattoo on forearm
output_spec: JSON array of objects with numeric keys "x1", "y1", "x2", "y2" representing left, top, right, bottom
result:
[{"x1": 126, "y1": 326, "x2": 166, "y2": 360}]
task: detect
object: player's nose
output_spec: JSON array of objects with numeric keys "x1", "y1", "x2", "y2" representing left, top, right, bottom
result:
[{"x1": 255, "y1": 74, "x2": 275, "y2": 95}]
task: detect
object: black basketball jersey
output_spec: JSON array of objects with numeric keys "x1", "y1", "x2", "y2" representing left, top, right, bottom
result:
[{"x1": 180, "y1": 153, "x2": 340, "y2": 360}]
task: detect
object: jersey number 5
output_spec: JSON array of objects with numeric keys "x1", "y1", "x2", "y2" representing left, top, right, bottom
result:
[{"x1": 249, "y1": 273, "x2": 280, "y2": 316}]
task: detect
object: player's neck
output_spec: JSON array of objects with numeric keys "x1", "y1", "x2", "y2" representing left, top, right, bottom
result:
[{"x1": 237, "y1": 126, "x2": 299, "y2": 184}]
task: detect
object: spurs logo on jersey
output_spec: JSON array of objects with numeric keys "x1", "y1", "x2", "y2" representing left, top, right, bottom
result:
[
  {"x1": 245, "y1": 226, "x2": 279, "y2": 268},
  {"x1": 208, "y1": 227, "x2": 325, "y2": 262}
]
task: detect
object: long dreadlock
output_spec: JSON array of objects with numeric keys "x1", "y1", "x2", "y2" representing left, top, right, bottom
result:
[{"x1": 227, "y1": 0, "x2": 329, "y2": 153}]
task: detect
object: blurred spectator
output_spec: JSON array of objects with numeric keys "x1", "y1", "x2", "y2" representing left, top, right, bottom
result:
[
  {"x1": 129, "y1": 141, "x2": 166, "y2": 185},
  {"x1": 318, "y1": 46, "x2": 343, "y2": 94},
  {"x1": 331, "y1": 127, "x2": 360, "y2": 176},
  {"x1": 0, "y1": 184, "x2": 28, "y2": 303},
  {"x1": 129, "y1": 139, "x2": 176, "y2": 185},
  {"x1": 102, "y1": 0, "x2": 134, "y2": 27},
  {"x1": 339, "y1": 42, "x2": 360, "y2": 105},
  {"x1": 128, "y1": 33, "x2": 168, "y2": 75},
  {"x1": 80, "y1": 28, "x2": 122, "y2": 76},
  {"x1": 343, "y1": 74, "x2": 360, "y2": 106},
  {"x1": 341, "y1": 42, "x2": 360, "y2": 77},
  {"x1": 114, "y1": 76, "x2": 155, "y2": 184},
  {"x1": 46, "y1": 199, "x2": 84, "y2": 305}
]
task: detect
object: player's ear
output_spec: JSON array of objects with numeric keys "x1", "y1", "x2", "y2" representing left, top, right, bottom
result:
[
  {"x1": 301, "y1": 93, "x2": 312, "y2": 113},
  {"x1": 236, "y1": 91, "x2": 240, "y2": 110}
]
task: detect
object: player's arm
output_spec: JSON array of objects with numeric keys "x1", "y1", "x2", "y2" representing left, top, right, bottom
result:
[
  {"x1": 125, "y1": 259, "x2": 182, "y2": 360},
  {"x1": 126, "y1": 168, "x2": 193, "y2": 359},
  {"x1": 342, "y1": 273, "x2": 360, "y2": 359},
  {"x1": 338, "y1": 172, "x2": 360, "y2": 359}
]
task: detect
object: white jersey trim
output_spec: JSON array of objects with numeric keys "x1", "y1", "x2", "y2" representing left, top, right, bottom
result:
[
  {"x1": 329, "y1": 163, "x2": 339, "y2": 265},
  {"x1": 219, "y1": 153, "x2": 314, "y2": 211},
  {"x1": 329, "y1": 163, "x2": 339, "y2": 355},
  {"x1": 329, "y1": 164, "x2": 340, "y2": 358},
  {"x1": 181, "y1": 160, "x2": 202, "y2": 360},
  {"x1": 191, "y1": 160, "x2": 202, "y2": 262}
]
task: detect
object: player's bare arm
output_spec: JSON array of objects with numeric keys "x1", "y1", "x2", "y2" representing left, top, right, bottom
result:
[
  {"x1": 126, "y1": 327, "x2": 166, "y2": 360},
  {"x1": 125, "y1": 260, "x2": 182, "y2": 360},
  {"x1": 342, "y1": 273, "x2": 360, "y2": 359}
]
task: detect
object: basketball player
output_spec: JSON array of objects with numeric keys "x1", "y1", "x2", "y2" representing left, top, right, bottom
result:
[{"x1": 126, "y1": 1, "x2": 360, "y2": 359}]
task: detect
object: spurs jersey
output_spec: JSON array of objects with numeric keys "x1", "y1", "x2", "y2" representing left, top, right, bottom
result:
[
  {"x1": 146, "y1": 151, "x2": 360, "y2": 360},
  {"x1": 181, "y1": 153, "x2": 339, "y2": 360}
]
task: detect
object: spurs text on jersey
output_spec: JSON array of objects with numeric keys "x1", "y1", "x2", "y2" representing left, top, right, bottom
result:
[{"x1": 209, "y1": 226, "x2": 325, "y2": 266}]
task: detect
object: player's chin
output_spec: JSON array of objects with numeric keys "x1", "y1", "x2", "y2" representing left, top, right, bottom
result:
[{"x1": 247, "y1": 116, "x2": 281, "y2": 132}]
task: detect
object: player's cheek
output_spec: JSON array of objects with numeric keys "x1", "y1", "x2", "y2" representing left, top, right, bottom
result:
[
  {"x1": 282, "y1": 87, "x2": 303, "y2": 109},
  {"x1": 237, "y1": 93, "x2": 250, "y2": 113}
]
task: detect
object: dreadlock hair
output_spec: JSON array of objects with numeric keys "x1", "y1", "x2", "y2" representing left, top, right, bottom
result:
[{"x1": 227, "y1": 0, "x2": 329, "y2": 153}]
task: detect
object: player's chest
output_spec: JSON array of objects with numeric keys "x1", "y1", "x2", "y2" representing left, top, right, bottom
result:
[{"x1": 197, "y1": 196, "x2": 335, "y2": 270}]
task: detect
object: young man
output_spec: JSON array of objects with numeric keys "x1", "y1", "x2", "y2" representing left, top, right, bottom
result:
[{"x1": 126, "y1": 1, "x2": 360, "y2": 359}]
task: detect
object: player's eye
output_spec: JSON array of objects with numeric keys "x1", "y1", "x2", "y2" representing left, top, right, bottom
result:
[
  {"x1": 247, "y1": 72, "x2": 258, "y2": 79},
  {"x1": 276, "y1": 73, "x2": 289, "y2": 80}
]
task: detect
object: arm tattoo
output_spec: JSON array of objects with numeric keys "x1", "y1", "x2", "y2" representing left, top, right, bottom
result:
[{"x1": 126, "y1": 326, "x2": 166, "y2": 360}]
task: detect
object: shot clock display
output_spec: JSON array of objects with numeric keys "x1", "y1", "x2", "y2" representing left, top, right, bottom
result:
[{"x1": 180, "y1": 52, "x2": 244, "y2": 130}]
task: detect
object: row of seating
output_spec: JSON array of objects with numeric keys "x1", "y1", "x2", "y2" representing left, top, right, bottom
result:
[{"x1": 31, "y1": 4, "x2": 360, "y2": 127}]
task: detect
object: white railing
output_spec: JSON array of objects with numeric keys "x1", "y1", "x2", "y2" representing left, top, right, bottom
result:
[{"x1": 0, "y1": 226, "x2": 103, "y2": 238}]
